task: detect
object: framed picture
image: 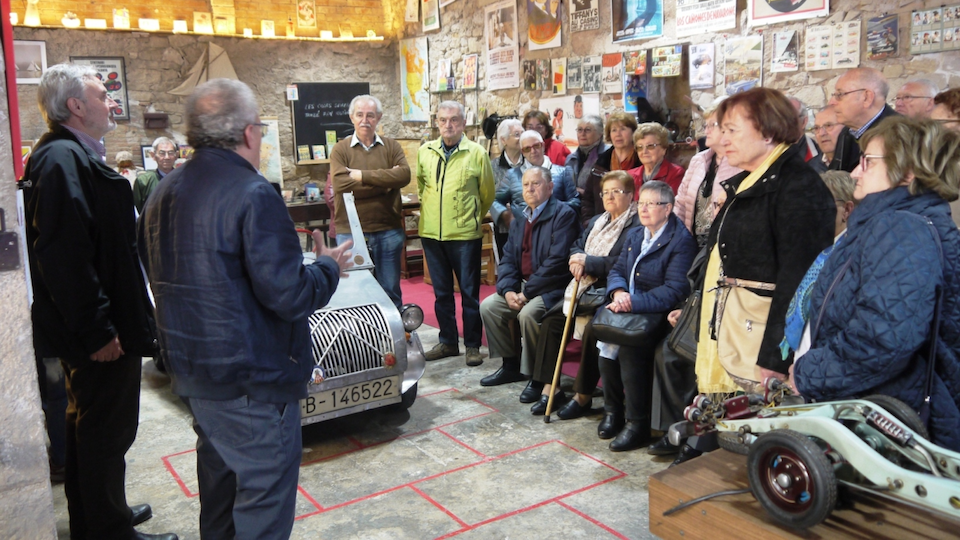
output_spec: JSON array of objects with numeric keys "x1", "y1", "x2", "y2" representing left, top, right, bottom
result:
[
  {"x1": 70, "y1": 56, "x2": 130, "y2": 121},
  {"x1": 141, "y1": 145, "x2": 157, "y2": 170},
  {"x1": 13, "y1": 40, "x2": 47, "y2": 84}
]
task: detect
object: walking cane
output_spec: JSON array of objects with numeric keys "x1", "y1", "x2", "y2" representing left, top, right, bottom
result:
[{"x1": 544, "y1": 278, "x2": 580, "y2": 423}]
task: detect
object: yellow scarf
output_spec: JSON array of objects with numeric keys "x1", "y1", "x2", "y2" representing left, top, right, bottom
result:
[{"x1": 695, "y1": 143, "x2": 789, "y2": 393}]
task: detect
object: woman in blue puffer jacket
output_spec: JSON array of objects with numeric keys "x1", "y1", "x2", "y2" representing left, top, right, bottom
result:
[{"x1": 789, "y1": 117, "x2": 960, "y2": 452}]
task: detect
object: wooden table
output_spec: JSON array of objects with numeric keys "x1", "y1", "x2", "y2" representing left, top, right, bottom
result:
[
  {"x1": 286, "y1": 201, "x2": 331, "y2": 224},
  {"x1": 649, "y1": 449, "x2": 955, "y2": 540}
]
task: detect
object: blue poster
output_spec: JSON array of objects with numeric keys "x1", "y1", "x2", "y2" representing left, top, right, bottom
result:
[{"x1": 612, "y1": 0, "x2": 663, "y2": 43}]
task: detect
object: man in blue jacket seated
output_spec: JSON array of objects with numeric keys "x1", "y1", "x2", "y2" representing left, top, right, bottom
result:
[
  {"x1": 480, "y1": 167, "x2": 581, "y2": 403},
  {"x1": 139, "y1": 78, "x2": 352, "y2": 540}
]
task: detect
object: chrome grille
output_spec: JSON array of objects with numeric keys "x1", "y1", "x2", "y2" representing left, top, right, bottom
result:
[{"x1": 308, "y1": 304, "x2": 393, "y2": 378}]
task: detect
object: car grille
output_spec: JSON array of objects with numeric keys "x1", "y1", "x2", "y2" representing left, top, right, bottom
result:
[{"x1": 308, "y1": 304, "x2": 394, "y2": 378}]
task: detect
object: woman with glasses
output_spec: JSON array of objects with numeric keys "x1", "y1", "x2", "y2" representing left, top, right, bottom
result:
[
  {"x1": 581, "y1": 112, "x2": 640, "y2": 224},
  {"x1": 595, "y1": 181, "x2": 697, "y2": 451},
  {"x1": 673, "y1": 103, "x2": 742, "y2": 247},
  {"x1": 788, "y1": 117, "x2": 960, "y2": 452},
  {"x1": 524, "y1": 110, "x2": 571, "y2": 165},
  {"x1": 627, "y1": 122, "x2": 686, "y2": 195},
  {"x1": 529, "y1": 171, "x2": 640, "y2": 416}
]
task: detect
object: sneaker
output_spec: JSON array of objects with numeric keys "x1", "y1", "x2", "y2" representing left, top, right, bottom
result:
[
  {"x1": 465, "y1": 347, "x2": 483, "y2": 366},
  {"x1": 424, "y1": 342, "x2": 460, "y2": 361}
]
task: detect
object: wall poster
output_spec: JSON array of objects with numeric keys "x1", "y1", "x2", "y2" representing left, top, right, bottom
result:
[
  {"x1": 570, "y1": 0, "x2": 600, "y2": 32},
  {"x1": 551, "y1": 58, "x2": 567, "y2": 95},
  {"x1": 70, "y1": 56, "x2": 130, "y2": 121},
  {"x1": 601, "y1": 53, "x2": 624, "y2": 94},
  {"x1": 804, "y1": 21, "x2": 860, "y2": 71},
  {"x1": 866, "y1": 14, "x2": 899, "y2": 60},
  {"x1": 400, "y1": 37, "x2": 430, "y2": 122},
  {"x1": 13, "y1": 40, "x2": 46, "y2": 85},
  {"x1": 651, "y1": 45, "x2": 682, "y2": 77},
  {"x1": 910, "y1": 6, "x2": 960, "y2": 55},
  {"x1": 747, "y1": 0, "x2": 828, "y2": 27},
  {"x1": 540, "y1": 95, "x2": 601, "y2": 147},
  {"x1": 528, "y1": 0, "x2": 562, "y2": 50},
  {"x1": 537, "y1": 59, "x2": 552, "y2": 91},
  {"x1": 259, "y1": 117, "x2": 283, "y2": 186},
  {"x1": 405, "y1": 0, "x2": 420, "y2": 22},
  {"x1": 422, "y1": 0, "x2": 440, "y2": 32},
  {"x1": 297, "y1": 0, "x2": 316, "y2": 29},
  {"x1": 567, "y1": 57, "x2": 583, "y2": 89},
  {"x1": 770, "y1": 31, "x2": 800, "y2": 72},
  {"x1": 676, "y1": 0, "x2": 736, "y2": 38},
  {"x1": 689, "y1": 43, "x2": 715, "y2": 90},
  {"x1": 485, "y1": 0, "x2": 520, "y2": 90},
  {"x1": 612, "y1": 0, "x2": 663, "y2": 43},
  {"x1": 463, "y1": 54, "x2": 478, "y2": 89},
  {"x1": 582, "y1": 56, "x2": 602, "y2": 93},
  {"x1": 723, "y1": 36, "x2": 763, "y2": 96},
  {"x1": 523, "y1": 60, "x2": 538, "y2": 90}
]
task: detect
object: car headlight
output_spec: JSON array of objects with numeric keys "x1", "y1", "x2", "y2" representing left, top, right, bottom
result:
[{"x1": 400, "y1": 304, "x2": 424, "y2": 332}]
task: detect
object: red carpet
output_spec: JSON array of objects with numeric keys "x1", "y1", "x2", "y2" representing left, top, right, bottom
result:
[{"x1": 401, "y1": 276, "x2": 584, "y2": 373}]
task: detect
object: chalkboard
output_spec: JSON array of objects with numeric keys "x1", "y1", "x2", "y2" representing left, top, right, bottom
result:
[{"x1": 290, "y1": 82, "x2": 370, "y2": 164}]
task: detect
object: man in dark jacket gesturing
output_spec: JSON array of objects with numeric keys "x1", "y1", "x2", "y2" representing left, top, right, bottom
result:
[
  {"x1": 479, "y1": 167, "x2": 580, "y2": 402},
  {"x1": 139, "y1": 79, "x2": 352, "y2": 540}
]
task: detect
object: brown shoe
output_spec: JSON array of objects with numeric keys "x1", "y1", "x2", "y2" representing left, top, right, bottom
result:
[
  {"x1": 465, "y1": 347, "x2": 483, "y2": 366},
  {"x1": 424, "y1": 342, "x2": 460, "y2": 361}
]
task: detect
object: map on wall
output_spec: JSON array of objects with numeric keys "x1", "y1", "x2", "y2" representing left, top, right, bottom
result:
[
  {"x1": 400, "y1": 37, "x2": 430, "y2": 122},
  {"x1": 259, "y1": 117, "x2": 283, "y2": 186}
]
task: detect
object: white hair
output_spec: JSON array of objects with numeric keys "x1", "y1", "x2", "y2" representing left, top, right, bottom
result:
[
  {"x1": 497, "y1": 118, "x2": 522, "y2": 144},
  {"x1": 519, "y1": 129, "x2": 543, "y2": 144},
  {"x1": 151, "y1": 137, "x2": 177, "y2": 153},
  {"x1": 37, "y1": 63, "x2": 99, "y2": 129},
  {"x1": 349, "y1": 94, "x2": 383, "y2": 116},
  {"x1": 437, "y1": 100, "x2": 465, "y2": 120}
]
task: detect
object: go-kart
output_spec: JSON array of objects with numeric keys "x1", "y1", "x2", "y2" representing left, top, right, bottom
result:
[{"x1": 667, "y1": 379, "x2": 960, "y2": 529}]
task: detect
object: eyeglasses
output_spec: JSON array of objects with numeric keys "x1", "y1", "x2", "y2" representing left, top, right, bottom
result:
[
  {"x1": 600, "y1": 188, "x2": 627, "y2": 198},
  {"x1": 154, "y1": 150, "x2": 178, "y2": 157},
  {"x1": 251, "y1": 122, "x2": 268, "y2": 136},
  {"x1": 894, "y1": 95, "x2": 934, "y2": 102},
  {"x1": 812, "y1": 122, "x2": 839, "y2": 133},
  {"x1": 635, "y1": 143, "x2": 662, "y2": 152},
  {"x1": 521, "y1": 142, "x2": 543, "y2": 154},
  {"x1": 703, "y1": 121, "x2": 719, "y2": 131},
  {"x1": 638, "y1": 201, "x2": 669, "y2": 209},
  {"x1": 859, "y1": 154, "x2": 885, "y2": 171},
  {"x1": 575, "y1": 127, "x2": 596, "y2": 134},
  {"x1": 831, "y1": 88, "x2": 867, "y2": 100}
]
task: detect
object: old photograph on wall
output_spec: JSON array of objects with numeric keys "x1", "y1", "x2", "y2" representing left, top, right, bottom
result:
[
  {"x1": 567, "y1": 57, "x2": 583, "y2": 89},
  {"x1": 612, "y1": 0, "x2": 663, "y2": 43},
  {"x1": 582, "y1": 56, "x2": 602, "y2": 93}
]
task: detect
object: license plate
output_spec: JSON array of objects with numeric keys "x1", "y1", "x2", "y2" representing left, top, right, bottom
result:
[{"x1": 300, "y1": 376, "x2": 400, "y2": 419}]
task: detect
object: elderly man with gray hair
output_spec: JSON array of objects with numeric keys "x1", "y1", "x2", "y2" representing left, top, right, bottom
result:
[
  {"x1": 139, "y1": 78, "x2": 352, "y2": 540},
  {"x1": 133, "y1": 136, "x2": 178, "y2": 213},
  {"x1": 24, "y1": 63, "x2": 176, "y2": 540},
  {"x1": 827, "y1": 67, "x2": 899, "y2": 172},
  {"x1": 895, "y1": 79, "x2": 940, "y2": 119},
  {"x1": 330, "y1": 94, "x2": 410, "y2": 309}
]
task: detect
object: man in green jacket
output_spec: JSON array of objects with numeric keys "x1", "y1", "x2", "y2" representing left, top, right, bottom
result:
[
  {"x1": 417, "y1": 101, "x2": 495, "y2": 367},
  {"x1": 133, "y1": 136, "x2": 177, "y2": 213}
]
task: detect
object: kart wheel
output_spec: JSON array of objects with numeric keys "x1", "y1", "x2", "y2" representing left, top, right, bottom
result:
[
  {"x1": 398, "y1": 382, "x2": 418, "y2": 410},
  {"x1": 718, "y1": 431, "x2": 751, "y2": 455},
  {"x1": 747, "y1": 429, "x2": 837, "y2": 529},
  {"x1": 863, "y1": 394, "x2": 929, "y2": 440}
]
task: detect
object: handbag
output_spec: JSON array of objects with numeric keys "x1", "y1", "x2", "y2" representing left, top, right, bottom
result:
[
  {"x1": 575, "y1": 286, "x2": 607, "y2": 315},
  {"x1": 667, "y1": 290, "x2": 700, "y2": 362},
  {"x1": 714, "y1": 278, "x2": 774, "y2": 384},
  {"x1": 591, "y1": 306, "x2": 668, "y2": 346}
]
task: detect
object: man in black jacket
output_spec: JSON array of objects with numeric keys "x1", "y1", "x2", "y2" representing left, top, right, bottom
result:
[
  {"x1": 828, "y1": 67, "x2": 899, "y2": 172},
  {"x1": 139, "y1": 79, "x2": 351, "y2": 540},
  {"x1": 24, "y1": 64, "x2": 176, "y2": 540}
]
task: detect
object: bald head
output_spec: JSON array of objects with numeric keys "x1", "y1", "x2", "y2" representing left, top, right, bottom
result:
[
  {"x1": 829, "y1": 68, "x2": 890, "y2": 129},
  {"x1": 895, "y1": 80, "x2": 939, "y2": 119}
]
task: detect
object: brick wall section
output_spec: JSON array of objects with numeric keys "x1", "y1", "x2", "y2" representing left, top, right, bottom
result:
[{"x1": 15, "y1": 0, "x2": 392, "y2": 37}]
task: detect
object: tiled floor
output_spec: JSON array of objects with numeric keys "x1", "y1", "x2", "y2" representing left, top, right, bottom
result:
[{"x1": 53, "y1": 325, "x2": 668, "y2": 539}]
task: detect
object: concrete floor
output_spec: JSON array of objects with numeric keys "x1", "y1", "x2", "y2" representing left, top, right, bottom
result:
[{"x1": 53, "y1": 325, "x2": 670, "y2": 539}]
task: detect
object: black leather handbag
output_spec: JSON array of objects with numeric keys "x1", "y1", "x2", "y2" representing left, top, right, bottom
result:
[
  {"x1": 591, "y1": 306, "x2": 668, "y2": 346},
  {"x1": 667, "y1": 290, "x2": 700, "y2": 362}
]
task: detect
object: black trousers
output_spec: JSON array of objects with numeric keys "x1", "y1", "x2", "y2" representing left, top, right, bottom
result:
[
  {"x1": 651, "y1": 337, "x2": 699, "y2": 431},
  {"x1": 61, "y1": 353, "x2": 141, "y2": 540},
  {"x1": 599, "y1": 345, "x2": 656, "y2": 422},
  {"x1": 531, "y1": 313, "x2": 601, "y2": 395}
]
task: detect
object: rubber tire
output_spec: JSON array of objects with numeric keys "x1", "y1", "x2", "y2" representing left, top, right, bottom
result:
[
  {"x1": 862, "y1": 394, "x2": 930, "y2": 441},
  {"x1": 747, "y1": 429, "x2": 837, "y2": 530},
  {"x1": 398, "y1": 381, "x2": 418, "y2": 410},
  {"x1": 718, "y1": 431, "x2": 751, "y2": 456}
]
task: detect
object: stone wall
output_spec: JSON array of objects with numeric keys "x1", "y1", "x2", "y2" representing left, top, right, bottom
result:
[
  {"x1": 0, "y1": 41, "x2": 58, "y2": 539},
  {"x1": 14, "y1": 26, "x2": 404, "y2": 192},
  {"x1": 397, "y1": 0, "x2": 959, "y2": 142}
]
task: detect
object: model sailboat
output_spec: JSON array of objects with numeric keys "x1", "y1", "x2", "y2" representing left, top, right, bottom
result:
[{"x1": 168, "y1": 43, "x2": 238, "y2": 96}]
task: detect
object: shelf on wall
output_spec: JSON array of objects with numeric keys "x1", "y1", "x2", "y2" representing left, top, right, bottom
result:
[
  {"x1": 296, "y1": 159, "x2": 330, "y2": 165},
  {"x1": 12, "y1": 24, "x2": 385, "y2": 43}
]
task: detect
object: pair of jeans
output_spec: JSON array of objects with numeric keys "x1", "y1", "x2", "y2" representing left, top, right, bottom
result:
[
  {"x1": 185, "y1": 396, "x2": 302, "y2": 540},
  {"x1": 337, "y1": 228, "x2": 404, "y2": 309},
  {"x1": 421, "y1": 237, "x2": 483, "y2": 348}
]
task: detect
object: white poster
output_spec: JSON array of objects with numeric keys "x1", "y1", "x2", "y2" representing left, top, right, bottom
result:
[
  {"x1": 528, "y1": 0, "x2": 562, "y2": 50},
  {"x1": 569, "y1": 0, "x2": 600, "y2": 33},
  {"x1": 688, "y1": 43, "x2": 715, "y2": 89},
  {"x1": 485, "y1": 0, "x2": 521, "y2": 90},
  {"x1": 601, "y1": 53, "x2": 623, "y2": 94},
  {"x1": 804, "y1": 24, "x2": 832, "y2": 71},
  {"x1": 540, "y1": 95, "x2": 601, "y2": 148},
  {"x1": 676, "y1": 0, "x2": 736, "y2": 38},
  {"x1": 748, "y1": 0, "x2": 829, "y2": 27},
  {"x1": 770, "y1": 31, "x2": 800, "y2": 72},
  {"x1": 404, "y1": 0, "x2": 419, "y2": 22},
  {"x1": 582, "y1": 56, "x2": 602, "y2": 94},
  {"x1": 805, "y1": 22, "x2": 860, "y2": 71}
]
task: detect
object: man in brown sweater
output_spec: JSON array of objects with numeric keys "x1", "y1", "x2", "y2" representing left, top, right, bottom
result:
[{"x1": 330, "y1": 94, "x2": 411, "y2": 308}]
